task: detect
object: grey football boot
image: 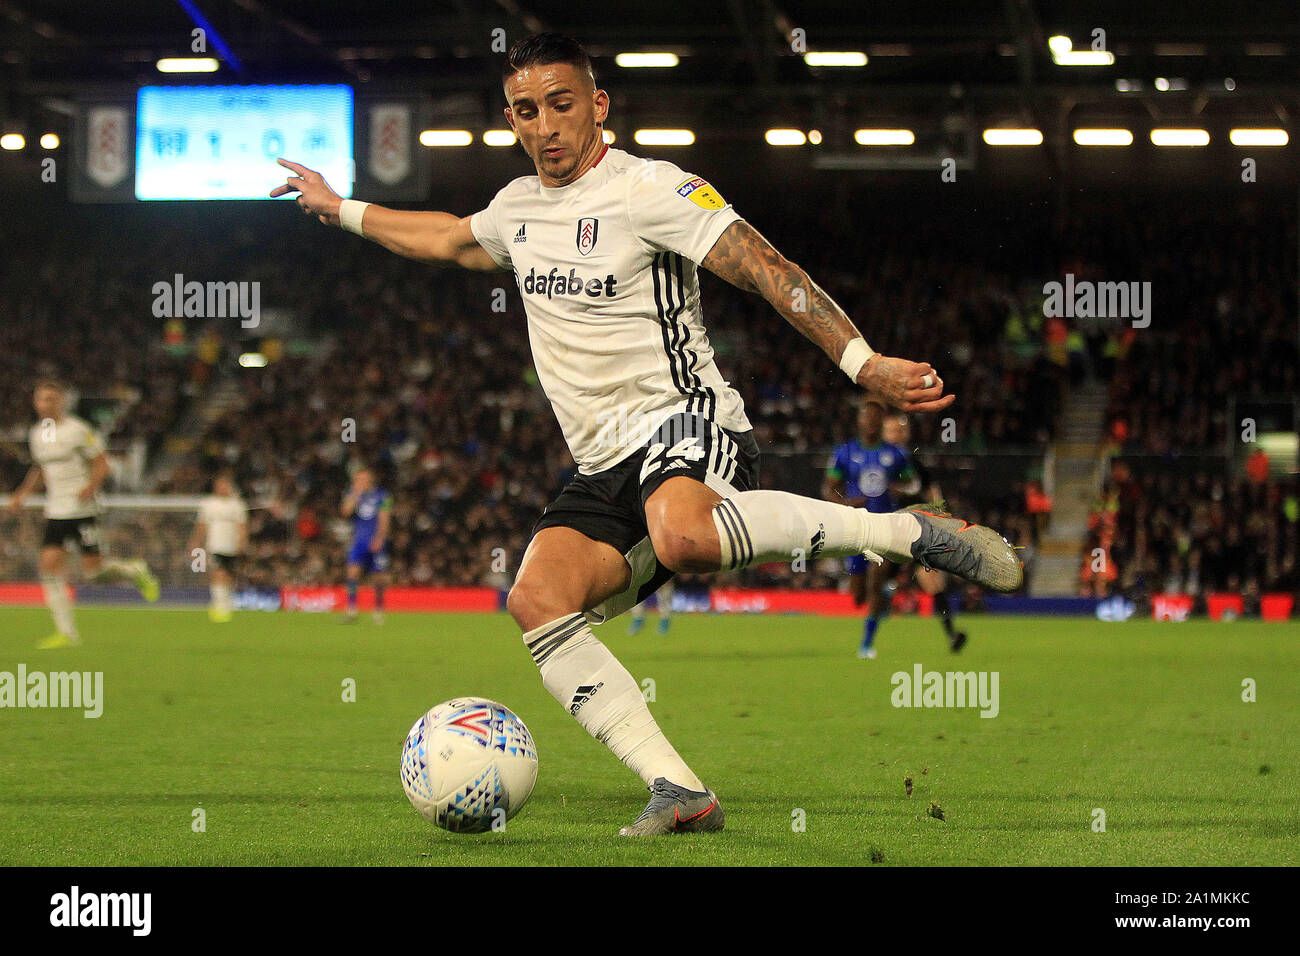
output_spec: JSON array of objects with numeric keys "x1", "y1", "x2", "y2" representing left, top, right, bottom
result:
[
  {"x1": 901, "y1": 503, "x2": 1024, "y2": 593},
  {"x1": 618, "y1": 777, "x2": 725, "y2": 836}
]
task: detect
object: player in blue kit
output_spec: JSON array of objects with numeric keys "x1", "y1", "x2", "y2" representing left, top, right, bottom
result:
[
  {"x1": 824, "y1": 401, "x2": 920, "y2": 658},
  {"x1": 341, "y1": 468, "x2": 392, "y2": 624}
]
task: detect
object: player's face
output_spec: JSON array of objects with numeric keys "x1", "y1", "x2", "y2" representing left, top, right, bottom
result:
[
  {"x1": 857, "y1": 403, "x2": 883, "y2": 443},
  {"x1": 883, "y1": 416, "x2": 909, "y2": 446},
  {"x1": 504, "y1": 62, "x2": 608, "y2": 187},
  {"x1": 353, "y1": 471, "x2": 373, "y2": 493},
  {"x1": 33, "y1": 387, "x2": 64, "y2": 420},
  {"x1": 214, "y1": 477, "x2": 233, "y2": 496}
]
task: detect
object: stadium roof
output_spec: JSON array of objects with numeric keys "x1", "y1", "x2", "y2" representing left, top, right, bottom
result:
[
  {"x1": 2, "y1": 0, "x2": 1298, "y2": 186},
  {"x1": 3, "y1": 0, "x2": 1298, "y2": 94}
]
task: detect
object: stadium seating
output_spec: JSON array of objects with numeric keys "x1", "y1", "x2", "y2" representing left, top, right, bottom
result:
[{"x1": 2, "y1": 188, "x2": 1295, "y2": 605}]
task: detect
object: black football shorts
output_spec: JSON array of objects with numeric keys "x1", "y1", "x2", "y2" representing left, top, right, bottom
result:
[
  {"x1": 532, "y1": 411, "x2": 760, "y2": 623},
  {"x1": 41, "y1": 516, "x2": 101, "y2": 554}
]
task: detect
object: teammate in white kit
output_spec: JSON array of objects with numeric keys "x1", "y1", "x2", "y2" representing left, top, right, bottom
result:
[
  {"x1": 6, "y1": 380, "x2": 160, "y2": 648},
  {"x1": 188, "y1": 471, "x2": 248, "y2": 623},
  {"x1": 274, "y1": 34, "x2": 1022, "y2": 834}
]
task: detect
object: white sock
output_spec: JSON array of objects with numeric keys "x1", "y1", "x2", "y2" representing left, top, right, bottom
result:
[
  {"x1": 40, "y1": 575, "x2": 78, "y2": 638},
  {"x1": 523, "y1": 613, "x2": 705, "y2": 791},
  {"x1": 212, "y1": 583, "x2": 231, "y2": 612},
  {"x1": 712, "y1": 490, "x2": 920, "y2": 570}
]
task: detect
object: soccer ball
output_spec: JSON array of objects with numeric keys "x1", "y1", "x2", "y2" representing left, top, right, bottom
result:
[{"x1": 400, "y1": 697, "x2": 539, "y2": 833}]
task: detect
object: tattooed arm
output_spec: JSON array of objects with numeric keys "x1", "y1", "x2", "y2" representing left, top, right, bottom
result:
[{"x1": 701, "y1": 220, "x2": 955, "y2": 414}]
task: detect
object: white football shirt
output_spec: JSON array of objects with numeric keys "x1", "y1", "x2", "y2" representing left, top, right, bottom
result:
[
  {"x1": 198, "y1": 494, "x2": 248, "y2": 556},
  {"x1": 28, "y1": 415, "x2": 103, "y2": 519},
  {"x1": 471, "y1": 147, "x2": 752, "y2": 474}
]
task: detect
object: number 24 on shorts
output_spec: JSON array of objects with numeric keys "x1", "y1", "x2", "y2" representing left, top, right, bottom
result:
[{"x1": 639, "y1": 437, "x2": 706, "y2": 484}]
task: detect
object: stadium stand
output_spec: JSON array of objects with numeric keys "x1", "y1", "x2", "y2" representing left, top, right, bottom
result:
[{"x1": 2, "y1": 186, "x2": 1295, "y2": 606}]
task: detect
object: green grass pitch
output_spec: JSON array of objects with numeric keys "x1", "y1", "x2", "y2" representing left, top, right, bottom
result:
[{"x1": 0, "y1": 607, "x2": 1295, "y2": 866}]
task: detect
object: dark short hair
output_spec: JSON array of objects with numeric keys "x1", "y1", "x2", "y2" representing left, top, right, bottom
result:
[{"x1": 503, "y1": 33, "x2": 594, "y2": 84}]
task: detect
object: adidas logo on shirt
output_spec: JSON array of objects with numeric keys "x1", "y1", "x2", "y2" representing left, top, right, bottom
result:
[{"x1": 513, "y1": 223, "x2": 527, "y2": 243}]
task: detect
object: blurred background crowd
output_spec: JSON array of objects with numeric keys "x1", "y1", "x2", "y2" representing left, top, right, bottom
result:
[{"x1": 2, "y1": 183, "x2": 1296, "y2": 603}]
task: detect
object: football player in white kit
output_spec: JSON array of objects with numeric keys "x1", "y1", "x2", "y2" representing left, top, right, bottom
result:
[
  {"x1": 188, "y1": 471, "x2": 249, "y2": 623},
  {"x1": 274, "y1": 34, "x2": 1022, "y2": 834},
  {"x1": 6, "y1": 380, "x2": 160, "y2": 648}
]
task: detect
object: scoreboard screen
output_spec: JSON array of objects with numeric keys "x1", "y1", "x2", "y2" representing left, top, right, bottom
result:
[{"x1": 135, "y1": 84, "x2": 353, "y2": 200}]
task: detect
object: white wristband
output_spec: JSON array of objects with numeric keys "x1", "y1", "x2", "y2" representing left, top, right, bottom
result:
[
  {"x1": 339, "y1": 199, "x2": 370, "y2": 236},
  {"x1": 838, "y1": 337, "x2": 876, "y2": 381}
]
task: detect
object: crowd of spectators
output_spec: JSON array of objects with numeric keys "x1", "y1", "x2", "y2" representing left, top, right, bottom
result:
[
  {"x1": 0, "y1": 220, "x2": 193, "y2": 488},
  {"x1": 157, "y1": 300, "x2": 561, "y2": 590},
  {"x1": 3, "y1": 184, "x2": 1294, "y2": 601},
  {"x1": 1056, "y1": 194, "x2": 1300, "y2": 453},
  {"x1": 1062, "y1": 194, "x2": 1300, "y2": 596},
  {"x1": 1083, "y1": 459, "x2": 1299, "y2": 602}
]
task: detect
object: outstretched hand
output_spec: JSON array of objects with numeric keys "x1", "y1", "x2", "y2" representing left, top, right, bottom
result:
[
  {"x1": 857, "y1": 355, "x2": 956, "y2": 414},
  {"x1": 270, "y1": 159, "x2": 343, "y2": 226}
]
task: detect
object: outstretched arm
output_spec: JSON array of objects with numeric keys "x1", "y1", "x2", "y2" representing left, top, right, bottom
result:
[
  {"x1": 5, "y1": 465, "x2": 42, "y2": 515},
  {"x1": 702, "y1": 220, "x2": 955, "y2": 414},
  {"x1": 271, "y1": 159, "x2": 501, "y2": 271}
]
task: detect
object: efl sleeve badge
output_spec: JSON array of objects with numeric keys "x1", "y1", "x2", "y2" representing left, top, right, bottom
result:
[{"x1": 675, "y1": 176, "x2": 727, "y2": 210}]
